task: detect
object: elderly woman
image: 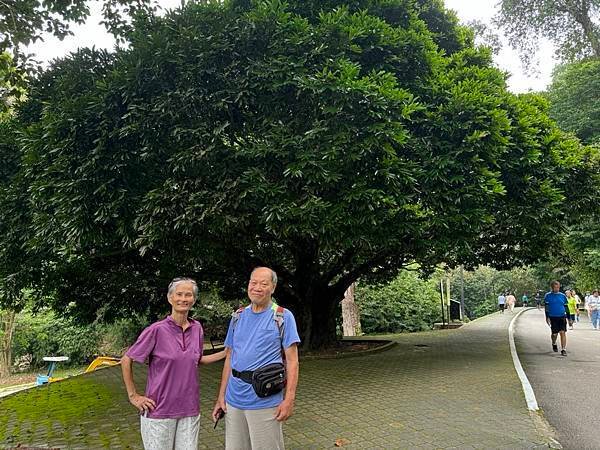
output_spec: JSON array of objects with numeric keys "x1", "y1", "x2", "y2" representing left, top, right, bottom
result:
[{"x1": 121, "y1": 277, "x2": 226, "y2": 450}]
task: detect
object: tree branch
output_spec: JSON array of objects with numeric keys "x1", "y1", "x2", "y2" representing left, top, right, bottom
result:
[
  {"x1": 329, "y1": 250, "x2": 393, "y2": 295},
  {"x1": 321, "y1": 247, "x2": 358, "y2": 285}
]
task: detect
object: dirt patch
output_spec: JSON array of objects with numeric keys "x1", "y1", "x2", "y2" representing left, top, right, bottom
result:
[
  {"x1": 0, "y1": 365, "x2": 86, "y2": 389},
  {"x1": 299, "y1": 340, "x2": 392, "y2": 359},
  {"x1": 0, "y1": 373, "x2": 36, "y2": 388}
]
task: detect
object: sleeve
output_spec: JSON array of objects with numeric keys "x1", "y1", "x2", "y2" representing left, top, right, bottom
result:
[
  {"x1": 125, "y1": 325, "x2": 157, "y2": 364},
  {"x1": 544, "y1": 293, "x2": 550, "y2": 317},
  {"x1": 224, "y1": 317, "x2": 235, "y2": 349},
  {"x1": 282, "y1": 309, "x2": 301, "y2": 349}
]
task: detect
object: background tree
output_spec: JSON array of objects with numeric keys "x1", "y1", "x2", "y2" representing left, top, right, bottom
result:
[
  {"x1": 547, "y1": 59, "x2": 600, "y2": 145},
  {"x1": 2, "y1": 0, "x2": 598, "y2": 349},
  {"x1": 0, "y1": 0, "x2": 158, "y2": 53},
  {"x1": 494, "y1": 0, "x2": 600, "y2": 64},
  {"x1": 565, "y1": 213, "x2": 600, "y2": 292},
  {"x1": 545, "y1": 59, "x2": 600, "y2": 291},
  {"x1": 0, "y1": 0, "x2": 159, "y2": 116},
  {"x1": 0, "y1": 52, "x2": 27, "y2": 118},
  {"x1": 450, "y1": 266, "x2": 546, "y2": 318},
  {"x1": 466, "y1": 20, "x2": 502, "y2": 55},
  {"x1": 0, "y1": 117, "x2": 24, "y2": 376}
]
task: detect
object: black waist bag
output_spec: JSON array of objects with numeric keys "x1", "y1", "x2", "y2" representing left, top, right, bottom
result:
[{"x1": 252, "y1": 363, "x2": 286, "y2": 398}]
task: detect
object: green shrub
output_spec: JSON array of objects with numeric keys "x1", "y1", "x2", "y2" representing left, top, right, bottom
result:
[
  {"x1": 194, "y1": 289, "x2": 239, "y2": 342},
  {"x1": 449, "y1": 266, "x2": 545, "y2": 319},
  {"x1": 97, "y1": 315, "x2": 149, "y2": 356},
  {"x1": 12, "y1": 310, "x2": 100, "y2": 367},
  {"x1": 11, "y1": 288, "x2": 237, "y2": 369},
  {"x1": 54, "y1": 324, "x2": 101, "y2": 365},
  {"x1": 356, "y1": 270, "x2": 442, "y2": 334}
]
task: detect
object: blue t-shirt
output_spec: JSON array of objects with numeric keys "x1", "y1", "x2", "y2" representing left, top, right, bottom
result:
[
  {"x1": 544, "y1": 292, "x2": 568, "y2": 318},
  {"x1": 224, "y1": 303, "x2": 300, "y2": 409}
]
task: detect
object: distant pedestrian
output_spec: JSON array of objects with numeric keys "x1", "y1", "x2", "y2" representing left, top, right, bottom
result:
[
  {"x1": 498, "y1": 293, "x2": 506, "y2": 313},
  {"x1": 586, "y1": 290, "x2": 600, "y2": 330},
  {"x1": 506, "y1": 293, "x2": 516, "y2": 312},
  {"x1": 544, "y1": 281, "x2": 569, "y2": 356},
  {"x1": 522, "y1": 293, "x2": 529, "y2": 307},
  {"x1": 572, "y1": 290, "x2": 582, "y2": 322},
  {"x1": 535, "y1": 291, "x2": 543, "y2": 310},
  {"x1": 566, "y1": 290, "x2": 577, "y2": 330}
]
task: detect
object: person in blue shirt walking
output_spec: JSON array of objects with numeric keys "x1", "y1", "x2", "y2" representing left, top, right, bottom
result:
[
  {"x1": 544, "y1": 280, "x2": 569, "y2": 356},
  {"x1": 212, "y1": 267, "x2": 300, "y2": 450}
]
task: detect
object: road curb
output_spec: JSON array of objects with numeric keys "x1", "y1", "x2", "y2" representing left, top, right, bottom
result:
[
  {"x1": 529, "y1": 410, "x2": 563, "y2": 449},
  {"x1": 513, "y1": 308, "x2": 562, "y2": 449}
]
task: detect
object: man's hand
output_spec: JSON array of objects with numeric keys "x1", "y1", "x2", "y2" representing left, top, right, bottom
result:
[
  {"x1": 212, "y1": 395, "x2": 227, "y2": 422},
  {"x1": 274, "y1": 398, "x2": 294, "y2": 422},
  {"x1": 129, "y1": 393, "x2": 156, "y2": 414},
  {"x1": 546, "y1": 318, "x2": 551, "y2": 326}
]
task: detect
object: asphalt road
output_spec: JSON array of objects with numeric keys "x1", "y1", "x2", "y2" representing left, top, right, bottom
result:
[{"x1": 516, "y1": 307, "x2": 600, "y2": 450}]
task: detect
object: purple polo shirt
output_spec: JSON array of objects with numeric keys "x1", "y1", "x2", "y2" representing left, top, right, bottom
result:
[{"x1": 126, "y1": 316, "x2": 204, "y2": 419}]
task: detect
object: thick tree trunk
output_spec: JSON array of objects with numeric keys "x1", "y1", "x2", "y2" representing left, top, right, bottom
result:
[
  {"x1": 276, "y1": 277, "x2": 350, "y2": 350},
  {"x1": 0, "y1": 309, "x2": 16, "y2": 379},
  {"x1": 305, "y1": 289, "x2": 340, "y2": 350},
  {"x1": 341, "y1": 283, "x2": 362, "y2": 336}
]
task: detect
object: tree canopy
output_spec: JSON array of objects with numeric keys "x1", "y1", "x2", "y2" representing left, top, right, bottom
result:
[
  {"x1": 494, "y1": 0, "x2": 600, "y2": 64},
  {"x1": 0, "y1": 0, "x2": 157, "y2": 53},
  {"x1": 2, "y1": 0, "x2": 597, "y2": 349},
  {"x1": 544, "y1": 59, "x2": 600, "y2": 292},
  {"x1": 0, "y1": 0, "x2": 158, "y2": 117},
  {"x1": 548, "y1": 59, "x2": 600, "y2": 145}
]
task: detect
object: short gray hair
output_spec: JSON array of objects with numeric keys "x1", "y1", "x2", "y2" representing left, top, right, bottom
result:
[
  {"x1": 168, "y1": 277, "x2": 198, "y2": 299},
  {"x1": 251, "y1": 267, "x2": 278, "y2": 285}
]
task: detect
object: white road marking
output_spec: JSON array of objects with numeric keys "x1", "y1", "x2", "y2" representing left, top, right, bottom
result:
[{"x1": 509, "y1": 308, "x2": 539, "y2": 411}]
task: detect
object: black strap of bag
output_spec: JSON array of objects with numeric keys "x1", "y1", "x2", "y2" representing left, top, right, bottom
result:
[{"x1": 232, "y1": 363, "x2": 286, "y2": 398}]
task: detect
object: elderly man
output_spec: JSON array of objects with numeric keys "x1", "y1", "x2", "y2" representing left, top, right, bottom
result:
[{"x1": 212, "y1": 267, "x2": 300, "y2": 450}]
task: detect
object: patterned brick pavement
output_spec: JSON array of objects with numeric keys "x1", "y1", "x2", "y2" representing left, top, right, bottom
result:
[{"x1": 0, "y1": 310, "x2": 556, "y2": 449}]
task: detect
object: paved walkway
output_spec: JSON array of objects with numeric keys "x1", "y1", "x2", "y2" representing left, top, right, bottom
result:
[
  {"x1": 0, "y1": 311, "x2": 556, "y2": 449},
  {"x1": 0, "y1": 382, "x2": 35, "y2": 399},
  {"x1": 516, "y1": 308, "x2": 600, "y2": 450}
]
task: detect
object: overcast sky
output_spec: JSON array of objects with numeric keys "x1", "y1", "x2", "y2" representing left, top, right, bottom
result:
[{"x1": 28, "y1": 0, "x2": 556, "y2": 93}]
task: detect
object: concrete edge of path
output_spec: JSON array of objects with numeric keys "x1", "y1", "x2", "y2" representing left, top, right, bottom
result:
[{"x1": 513, "y1": 308, "x2": 563, "y2": 450}]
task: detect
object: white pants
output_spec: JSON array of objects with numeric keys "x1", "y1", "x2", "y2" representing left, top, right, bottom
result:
[
  {"x1": 140, "y1": 413, "x2": 200, "y2": 450},
  {"x1": 225, "y1": 404, "x2": 284, "y2": 450}
]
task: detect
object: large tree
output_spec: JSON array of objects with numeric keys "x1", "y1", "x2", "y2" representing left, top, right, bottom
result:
[
  {"x1": 494, "y1": 0, "x2": 600, "y2": 64},
  {"x1": 3, "y1": 0, "x2": 596, "y2": 349}
]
